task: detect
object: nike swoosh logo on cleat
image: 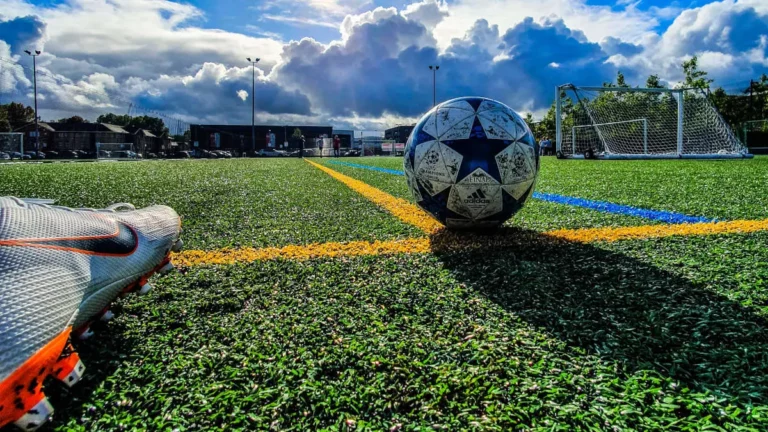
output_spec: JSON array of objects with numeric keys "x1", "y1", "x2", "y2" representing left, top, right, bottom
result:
[{"x1": 0, "y1": 222, "x2": 139, "y2": 257}]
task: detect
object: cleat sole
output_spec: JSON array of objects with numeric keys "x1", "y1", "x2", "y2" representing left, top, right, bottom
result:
[
  {"x1": 100, "y1": 310, "x2": 115, "y2": 322},
  {"x1": 53, "y1": 348, "x2": 85, "y2": 388},
  {"x1": 172, "y1": 238, "x2": 183, "y2": 252},
  {"x1": 158, "y1": 262, "x2": 175, "y2": 275},
  {"x1": 139, "y1": 282, "x2": 152, "y2": 295},
  {"x1": 77, "y1": 327, "x2": 94, "y2": 340},
  {"x1": 12, "y1": 396, "x2": 54, "y2": 431},
  {"x1": 0, "y1": 330, "x2": 70, "y2": 429}
]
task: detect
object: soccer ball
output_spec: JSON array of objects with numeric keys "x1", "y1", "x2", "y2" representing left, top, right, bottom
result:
[{"x1": 403, "y1": 97, "x2": 539, "y2": 229}]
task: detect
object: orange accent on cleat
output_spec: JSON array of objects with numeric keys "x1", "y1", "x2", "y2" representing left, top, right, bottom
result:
[
  {"x1": 52, "y1": 346, "x2": 85, "y2": 388},
  {"x1": 12, "y1": 395, "x2": 54, "y2": 431},
  {"x1": 0, "y1": 329, "x2": 70, "y2": 429}
]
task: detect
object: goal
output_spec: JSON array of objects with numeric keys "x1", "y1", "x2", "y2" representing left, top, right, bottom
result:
[
  {"x1": 96, "y1": 142, "x2": 138, "y2": 160},
  {"x1": 0, "y1": 133, "x2": 23, "y2": 155},
  {"x1": 555, "y1": 84, "x2": 751, "y2": 159}
]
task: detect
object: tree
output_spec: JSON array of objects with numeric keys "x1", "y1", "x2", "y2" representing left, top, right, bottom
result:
[
  {"x1": 291, "y1": 128, "x2": 303, "y2": 139},
  {"x1": 96, "y1": 113, "x2": 169, "y2": 137},
  {"x1": 57, "y1": 116, "x2": 87, "y2": 124},
  {"x1": 646, "y1": 74, "x2": 664, "y2": 89},
  {"x1": 678, "y1": 56, "x2": 713, "y2": 90},
  {"x1": 96, "y1": 113, "x2": 131, "y2": 125},
  {"x1": 0, "y1": 102, "x2": 35, "y2": 131}
]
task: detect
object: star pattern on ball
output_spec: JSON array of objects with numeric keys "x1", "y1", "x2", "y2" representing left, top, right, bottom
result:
[{"x1": 404, "y1": 97, "x2": 539, "y2": 229}]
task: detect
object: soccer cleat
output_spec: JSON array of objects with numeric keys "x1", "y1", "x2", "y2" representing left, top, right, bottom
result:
[{"x1": 0, "y1": 197, "x2": 182, "y2": 429}]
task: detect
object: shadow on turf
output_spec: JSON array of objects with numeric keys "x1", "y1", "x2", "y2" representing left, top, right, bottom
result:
[{"x1": 430, "y1": 227, "x2": 768, "y2": 403}]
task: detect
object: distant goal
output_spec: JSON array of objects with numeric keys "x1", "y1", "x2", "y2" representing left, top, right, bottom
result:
[
  {"x1": 96, "y1": 142, "x2": 138, "y2": 160},
  {"x1": 555, "y1": 84, "x2": 751, "y2": 159}
]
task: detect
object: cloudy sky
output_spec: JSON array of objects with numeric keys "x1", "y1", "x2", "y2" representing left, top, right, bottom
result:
[{"x1": 0, "y1": 0, "x2": 767, "y2": 130}]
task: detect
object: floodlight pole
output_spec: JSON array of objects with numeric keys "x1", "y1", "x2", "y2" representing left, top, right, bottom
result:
[
  {"x1": 677, "y1": 89, "x2": 684, "y2": 156},
  {"x1": 555, "y1": 85, "x2": 562, "y2": 154},
  {"x1": 429, "y1": 65, "x2": 439, "y2": 107},
  {"x1": 25, "y1": 50, "x2": 41, "y2": 152},
  {"x1": 247, "y1": 57, "x2": 260, "y2": 154}
]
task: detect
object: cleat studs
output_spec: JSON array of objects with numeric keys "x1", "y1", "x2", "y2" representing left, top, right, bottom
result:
[
  {"x1": 78, "y1": 328, "x2": 94, "y2": 341},
  {"x1": 60, "y1": 359, "x2": 86, "y2": 388},
  {"x1": 172, "y1": 238, "x2": 183, "y2": 252},
  {"x1": 54, "y1": 349, "x2": 86, "y2": 387},
  {"x1": 100, "y1": 310, "x2": 115, "y2": 322},
  {"x1": 12, "y1": 397, "x2": 53, "y2": 431},
  {"x1": 158, "y1": 262, "x2": 175, "y2": 275},
  {"x1": 139, "y1": 282, "x2": 152, "y2": 295}
]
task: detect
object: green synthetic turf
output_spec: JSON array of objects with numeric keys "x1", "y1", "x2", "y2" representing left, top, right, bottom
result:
[
  {"x1": 345, "y1": 155, "x2": 768, "y2": 221},
  {"x1": 0, "y1": 157, "x2": 767, "y2": 431},
  {"x1": 318, "y1": 159, "x2": 666, "y2": 231},
  {"x1": 46, "y1": 233, "x2": 768, "y2": 430},
  {"x1": 0, "y1": 159, "x2": 421, "y2": 250}
]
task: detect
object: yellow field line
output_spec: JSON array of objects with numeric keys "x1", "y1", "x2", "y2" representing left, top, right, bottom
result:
[
  {"x1": 546, "y1": 219, "x2": 768, "y2": 243},
  {"x1": 172, "y1": 238, "x2": 432, "y2": 267},
  {"x1": 170, "y1": 161, "x2": 768, "y2": 267},
  {"x1": 306, "y1": 159, "x2": 442, "y2": 234},
  {"x1": 172, "y1": 218, "x2": 768, "y2": 266}
]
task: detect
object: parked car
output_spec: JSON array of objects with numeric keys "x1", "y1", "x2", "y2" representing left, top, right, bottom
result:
[
  {"x1": 0, "y1": 152, "x2": 10, "y2": 160},
  {"x1": 98, "y1": 150, "x2": 112, "y2": 158},
  {"x1": 342, "y1": 149, "x2": 361, "y2": 157},
  {"x1": 258, "y1": 148, "x2": 286, "y2": 157},
  {"x1": 178, "y1": 151, "x2": 192, "y2": 158},
  {"x1": 46, "y1": 151, "x2": 59, "y2": 159},
  {"x1": 61, "y1": 150, "x2": 79, "y2": 159},
  {"x1": 25, "y1": 151, "x2": 45, "y2": 159}
]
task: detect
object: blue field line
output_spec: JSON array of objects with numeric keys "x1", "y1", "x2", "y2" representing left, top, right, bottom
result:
[
  {"x1": 326, "y1": 160, "x2": 714, "y2": 224},
  {"x1": 328, "y1": 160, "x2": 406, "y2": 175}
]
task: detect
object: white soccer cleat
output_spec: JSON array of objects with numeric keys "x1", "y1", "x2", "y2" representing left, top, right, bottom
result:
[{"x1": 0, "y1": 196, "x2": 182, "y2": 429}]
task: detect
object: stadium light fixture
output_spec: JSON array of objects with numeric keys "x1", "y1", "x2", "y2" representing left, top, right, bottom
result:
[
  {"x1": 247, "y1": 57, "x2": 261, "y2": 153},
  {"x1": 25, "y1": 49, "x2": 41, "y2": 152},
  {"x1": 428, "y1": 65, "x2": 440, "y2": 107}
]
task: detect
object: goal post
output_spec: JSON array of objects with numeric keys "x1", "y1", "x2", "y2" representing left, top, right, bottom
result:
[
  {"x1": 96, "y1": 142, "x2": 138, "y2": 160},
  {"x1": 0, "y1": 133, "x2": 23, "y2": 155},
  {"x1": 555, "y1": 84, "x2": 751, "y2": 159}
]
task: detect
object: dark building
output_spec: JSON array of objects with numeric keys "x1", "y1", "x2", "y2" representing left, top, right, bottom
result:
[
  {"x1": 17, "y1": 122, "x2": 175, "y2": 155},
  {"x1": 190, "y1": 124, "x2": 333, "y2": 155},
  {"x1": 384, "y1": 125, "x2": 415, "y2": 143}
]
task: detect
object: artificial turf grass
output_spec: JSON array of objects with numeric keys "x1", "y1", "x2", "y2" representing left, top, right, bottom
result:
[
  {"x1": 0, "y1": 159, "x2": 421, "y2": 250},
  {"x1": 40, "y1": 231, "x2": 768, "y2": 431},
  {"x1": 344, "y1": 156, "x2": 768, "y2": 221},
  {"x1": 318, "y1": 159, "x2": 669, "y2": 231}
]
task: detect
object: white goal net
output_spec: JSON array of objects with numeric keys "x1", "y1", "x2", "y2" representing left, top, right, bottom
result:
[
  {"x1": 556, "y1": 84, "x2": 750, "y2": 159},
  {"x1": 96, "y1": 142, "x2": 138, "y2": 160},
  {"x1": 0, "y1": 133, "x2": 23, "y2": 155}
]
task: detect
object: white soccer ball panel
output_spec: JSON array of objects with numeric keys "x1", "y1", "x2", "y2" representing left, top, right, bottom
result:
[
  {"x1": 420, "y1": 112, "x2": 439, "y2": 138},
  {"x1": 448, "y1": 184, "x2": 503, "y2": 220},
  {"x1": 476, "y1": 99, "x2": 505, "y2": 114},
  {"x1": 439, "y1": 99, "x2": 477, "y2": 113},
  {"x1": 436, "y1": 108, "x2": 475, "y2": 140},
  {"x1": 502, "y1": 178, "x2": 535, "y2": 200},
  {"x1": 477, "y1": 110, "x2": 526, "y2": 141},
  {"x1": 495, "y1": 142, "x2": 535, "y2": 184}
]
